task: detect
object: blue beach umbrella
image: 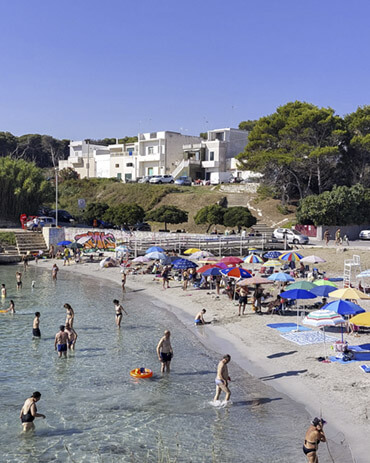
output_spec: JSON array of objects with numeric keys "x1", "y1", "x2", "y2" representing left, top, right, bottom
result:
[
  {"x1": 221, "y1": 267, "x2": 252, "y2": 279},
  {"x1": 57, "y1": 240, "x2": 72, "y2": 246},
  {"x1": 146, "y1": 246, "x2": 165, "y2": 253},
  {"x1": 321, "y1": 300, "x2": 365, "y2": 316},
  {"x1": 310, "y1": 285, "x2": 337, "y2": 298},
  {"x1": 203, "y1": 267, "x2": 222, "y2": 276},
  {"x1": 146, "y1": 251, "x2": 166, "y2": 260},
  {"x1": 280, "y1": 289, "x2": 317, "y2": 300},
  {"x1": 172, "y1": 258, "x2": 198, "y2": 269},
  {"x1": 263, "y1": 251, "x2": 282, "y2": 259},
  {"x1": 161, "y1": 255, "x2": 180, "y2": 265},
  {"x1": 267, "y1": 272, "x2": 295, "y2": 282}
]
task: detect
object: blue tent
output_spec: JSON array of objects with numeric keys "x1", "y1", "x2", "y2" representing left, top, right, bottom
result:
[{"x1": 172, "y1": 258, "x2": 198, "y2": 269}]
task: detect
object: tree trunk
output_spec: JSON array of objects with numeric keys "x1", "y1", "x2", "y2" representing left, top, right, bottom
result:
[{"x1": 317, "y1": 158, "x2": 322, "y2": 195}]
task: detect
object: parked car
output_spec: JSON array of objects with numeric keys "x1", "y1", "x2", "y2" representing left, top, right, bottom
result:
[
  {"x1": 138, "y1": 176, "x2": 153, "y2": 183},
  {"x1": 229, "y1": 176, "x2": 243, "y2": 183},
  {"x1": 49, "y1": 209, "x2": 76, "y2": 224},
  {"x1": 175, "y1": 176, "x2": 192, "y2": 186},
  {"x1": 149, "y1": 175, "x2": 174, "y2": 184},
  {"x1": 133, "y1": 222, "x2": 151, "y2": 231},
  {"x1": 359, "y1": 230, "x2": 370, "y2": 240},
  {"x1": 272, "y1": 228, "x2": 309, "y2": 244},
  {"x1": 26, "y1": 216, "x2": 55, "y2": 230}
]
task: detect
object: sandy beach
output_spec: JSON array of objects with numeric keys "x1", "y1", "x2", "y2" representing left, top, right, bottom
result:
[{"x1": 32, "y1": 247, "x2": 370, "y2": 463}]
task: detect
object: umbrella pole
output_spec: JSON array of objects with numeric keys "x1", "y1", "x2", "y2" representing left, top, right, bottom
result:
[{"x1": 323, "y1": 328, "x2": 327, "y2": 359}]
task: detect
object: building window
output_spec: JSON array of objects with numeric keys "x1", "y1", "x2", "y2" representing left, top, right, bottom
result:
[
  {"x1": 115, "y1": 164, "x2": 119, "y2": 168},
  {"x1": 126, "y1": 163, "x2": 133, "y2": 167},
  {"x1": 209, "y1": 151, "x2": 214, "y2": 161},
  {"x1": 148, "y1": 147, "x2": 154, "y2": 154},
  {"x1": 117, "y1": 173, "x2": 122, "y2": 180},
  {"x1": 150, "y1": 132, "x2": 157, "y2": 139}
]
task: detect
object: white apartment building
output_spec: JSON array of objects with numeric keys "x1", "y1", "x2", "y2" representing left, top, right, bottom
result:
[{"x1": 59, "y1": 141, "x2": 110, "y2": 178}]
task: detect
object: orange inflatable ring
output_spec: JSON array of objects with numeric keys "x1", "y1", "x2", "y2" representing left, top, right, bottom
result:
[{"x1": 130, "y1": 368, "x2": 153, "y2": 379}]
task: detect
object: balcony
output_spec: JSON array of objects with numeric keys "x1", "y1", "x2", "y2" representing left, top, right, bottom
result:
[{"x1": 202, "y1": 160, "x2": 220, "y2": 168}]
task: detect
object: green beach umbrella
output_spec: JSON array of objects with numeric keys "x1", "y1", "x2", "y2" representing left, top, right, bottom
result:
[
  {"x1": 286, "y1": 281, "x2": 315, "y2": 291},
  {"x1": 313, "y1": 280, "x2": 338, "y2": 288}
]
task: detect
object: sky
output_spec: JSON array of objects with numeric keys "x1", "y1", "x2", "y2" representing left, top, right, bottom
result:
[{"x1": 0, "y1": 0, "x2": 369, "y2": 140}]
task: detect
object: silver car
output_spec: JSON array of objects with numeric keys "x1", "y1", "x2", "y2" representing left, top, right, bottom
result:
[
  {"x1": 359, "y1": 230, "x2": 370, "y2": 240},
  {"x1": 149, "y1": 175, "x2": 174, "y2": 184},
  {"x1": 273, "y1": 228, "x2": 309, "y2": 244}
]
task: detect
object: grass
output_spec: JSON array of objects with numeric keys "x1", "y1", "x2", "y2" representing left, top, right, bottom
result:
[{"x1": 0, "y1": 231, "x2": 16, "y2": 246}]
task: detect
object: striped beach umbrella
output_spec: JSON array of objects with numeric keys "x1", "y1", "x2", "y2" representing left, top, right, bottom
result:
[
  {"x1": 244, "y1": 254, "x2": 264, "y2": 264},
  {"x1": 279, "y1": 251, "x2": 303, "y2": 262},
  {"x1": 221, "y1": 267, "x2": 252, "y2": 279},
  {"x1": 265, "y1": 259, "x2": 282, "y2": 268}
]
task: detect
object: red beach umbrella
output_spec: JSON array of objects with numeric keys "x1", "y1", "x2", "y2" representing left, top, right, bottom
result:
[{"x1": 219, "y1": 256, "x2": 244, "y2": 265}]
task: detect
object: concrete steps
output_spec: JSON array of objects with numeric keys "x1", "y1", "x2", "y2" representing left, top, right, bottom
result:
[{"x1": 14, "y1": 231, "x2": 48, "y2": 255}]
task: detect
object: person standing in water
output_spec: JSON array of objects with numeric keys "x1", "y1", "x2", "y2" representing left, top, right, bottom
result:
[
  {"x1": 303, "y1": 417, "x2": 326, "y2": 462},
  {"x1": 52, "y1": 263, "x2": 59, "y2": 281},
  {"x1": 20, "y1": 391, "x2": 45, "y2": 431},
  {"x1": 65, "y1": 323, "x2": 78, "y2": 351},
  {"x1": 1, "y1": 283, "x2": 6, "y2": 298},
  {"x1": 54, "y1": 325, "x2": 69, "y2": 358},
  {"x1": 156, "y1": 330, "x2": 173, "y2": 373},
  {"x1": 113, "y1": 299, "x2": 128, "y2": 327},
  {"x1": 64, "y1": 303, "x2": 75, "y2": 328},
  {"x1": 5, "y1": 300, "x2": 15, "y2": 313},
  {"x1": 33, "y1": 312, "x2": 41, "y2": 337},
  {"x1": 214, "y1": 354, "x2": 231, "y2": 403},
  {"x1": 16, "y1": 271, "x2": 22, "y2": 291}
]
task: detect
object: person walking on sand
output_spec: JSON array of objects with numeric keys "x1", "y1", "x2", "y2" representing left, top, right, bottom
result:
[
  {"x1": 157, "y1": 330, "x2": 173, "y2": 373},
  {"x1": 16, "y1": 271, "x2": 22, "y2": 290},
  {"x1": 33, "y1": 312, "x2": 41, "y2": 337},
  {"x1": 64, "y1": 303, "x2": 75, "y2": 328},
  {"x1": 113, "y1": 299, "x2": 128, "y2": 327},
  {"x1": 65, "y1": 323, "x2": 78, "y2": 351},
  {"x1": 20, "y1": 391, "x2": 45, "y2": 431},
  {"x1": 52, "y1": 263, "x2": 59, "y2": 281},
  {"x1": 54, "y1": 325, "x2": 69, "y2": 358},
  {"x1": 323, "y1": 229, "x2": 330, "y2": 246},
  {"x1": 303, "y1": 417, "x2": 326, "y2": 462},
  {"x1": 214, "y1": 354, "x2": 231, "y2": 403},
  {"x1": 335, "y1": 228, "x2": 341, "y2": 246},
  {"x1": 121, "y1": 270, "x2": 127, "y2": 292},
  {"x1": 161, "y1": 265, "x2": 170, "y2": 290}
]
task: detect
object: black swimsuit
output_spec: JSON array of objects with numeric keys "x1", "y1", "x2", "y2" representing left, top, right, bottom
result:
[
  {"x1": 303, "y1": 439, "x2": 319, "y2": 455},
  {"x1": 21, "y1": 405, "x2": 35, "y2": 423}
]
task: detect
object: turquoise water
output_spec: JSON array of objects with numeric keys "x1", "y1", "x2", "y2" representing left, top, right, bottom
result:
[{"x1": 0, "y1": 265, "x2": 351, "y2": 462}]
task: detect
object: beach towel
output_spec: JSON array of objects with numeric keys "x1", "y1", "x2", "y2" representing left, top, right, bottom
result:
[
  {"x1": 360, "y1": 365, "x2": 370, "y2": 373},
  {"x1": 267, "y1": 323, "x2": 311, "y2": 333},
  {"x1": 329, "y1": 356, "x2": 355, "y2": 364},
  {"x1": 280, "y1": 331, "x2": 338, "y2": 346},
  {"x1": 349, "y1": 344, "x2": 370, "y2": 353}
]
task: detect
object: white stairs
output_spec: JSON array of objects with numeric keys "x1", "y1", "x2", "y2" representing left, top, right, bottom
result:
[
  {"x1": 343, "y1": 255, "x2": 361, "y2": 288},
  {"x1": 171, "y1": 159, "x2": 189, "y2": 179}
]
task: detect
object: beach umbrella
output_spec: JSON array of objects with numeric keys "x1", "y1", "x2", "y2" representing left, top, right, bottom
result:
[
  {"x1": 321, "y1": 300, "x2": 365, "y2": 316},
  {"x1": 198, "y1": 263, "x2": 227, "y2": 273},
  {"x1": 145, "y1": 246, "x2": 165, "y2": 254},
  {"x1": 265, "y1": 259, "x2": 282, "y2": 268},
  {"x1": 67, "y1": 242, "x2": 84, "y2": 249},
  {"x1": 279, "y1": 251, "x2": 303, "y2": 262},
  {"x1": 248, "y1": 247, "x2": 259, "y2": 252},
  {"x1": 220, "y1": 256, "x2": 244, "y2": 265},
  {"x1": 198, "y1": 257, "x2": 219, "y2": 263},
  {"x1": 184, "y1": 248, "x2": 201, "y2": 255},
  {"x1": 300, "y1": 255, "x2": 326, "y2": 264},
  {"x1": 202, "y1": 267, "x2": 222, "y2": 276},
  {"x1": 161, "y1": 255, "x2": 180, "y2": 265},
  {"x1": 146, "y1": 251, "x2": 166, "y2": 260},
  {"x1": 244, "y1": 254, "x2": 264, "y2": 264},
  {"x1": 221, "y1": 267, "x2": 252, "y2": 279},
  {"x1": 268, "y1": 272, "x2": 295, "y2": 282},
  {"x1": 237, "y1": 276, "x2": 272, "y2": 286},
  {"x1": 302, "y1": 310, "x2": 345, "y2": 358},
  {"x1": 348, "y1": 312, "x2": 370, "y2": 327},
  {"x1": 190, "y1": 251, "x2": 214, "y2": 259},
  {"x1": 286, "y1": 281, "x2": 315, "y2": 291},
  {"x1": 310, "y1": 285, "x2": 337, "y2": 298},
  {"x1": 132, "y1": 255, "x2": 150, "y2": 263},
  {"x1": 172, "y1": 258, "x2": 198, "y2": 269},
  {"x1": 280, "y1": 289, "x2": 317, "y2": 300},
  {"x1": 263, "y1": 251, "x2": 282, "y2": 259},
  {"x1": 329, "y1": 288, "x2": 370, "y2": 300},
  {"x1": 356, "y1": 270, "x2": 370, "y2": 278},
  {"x1": 313, "y1": 279, "x2": 337, "y2": 288},
  {"x1": 57, "y1": 240, "x2": 72, "y2": 246}
]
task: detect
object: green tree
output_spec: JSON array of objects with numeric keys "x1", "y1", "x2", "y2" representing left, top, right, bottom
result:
[
  {"x1": 238, "y1": 120, "x2": 257, "y2": 132},
  {"x1": 0, "y1": 157, "x2": 52, "y2": 219},
  {"x1": 118, "y1": 136, "x2": 138, "y2": 144},
  {"x1": 194, "y1": 204, "x2": 225, "y2": 232},
  {"x1": 83, "y1": 202, "x2": 109, "y2": 223},
  {"x1": 237, "y1": 101, "x2": 346, "y2": 203},
  {"x1": 199, "y1": 132, "x2": 207, "y2": 140},
  {"x1": 223, "y1": 207, "x2": 257, "y2": 233},
  {"x1": 59, "y1": 167, "x2": 80, "y2": 182},
  {"x1": 104, "y1": 204, "x2": 145, "y2": 227},
  {"x1": 146, "y1": 205, "x2": 188, "y2": 231}
]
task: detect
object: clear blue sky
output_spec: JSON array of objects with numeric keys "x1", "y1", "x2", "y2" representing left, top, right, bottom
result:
[{"x1": 0, "y1": 0, "x2": 369, "y2": 140}]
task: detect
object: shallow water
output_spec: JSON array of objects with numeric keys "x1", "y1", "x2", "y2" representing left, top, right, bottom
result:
[{"x1": 0, "y1": 265, "x2": 352, "y2": 462}]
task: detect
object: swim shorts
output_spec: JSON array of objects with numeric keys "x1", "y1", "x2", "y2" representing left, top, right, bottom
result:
[
  {"x1": 57, "y1": 343, "x2": 67, "y2": 352},
  {"x1": 239, "y1": 296, "x2": 247, "y2": 304},
  {"x1": 160, "y1": 352, "x2": 172, "y2": 362},
  {"x1": 32, "y1": 328, "x2": 41, "y2": 337},
  {"x1": 194, "y1": 319, "x2": 202, "y2": 325}
]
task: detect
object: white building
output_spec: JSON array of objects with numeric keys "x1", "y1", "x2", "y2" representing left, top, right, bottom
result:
[{"x1": 59, "y1": 141, "x2": 110, "y2": 178}]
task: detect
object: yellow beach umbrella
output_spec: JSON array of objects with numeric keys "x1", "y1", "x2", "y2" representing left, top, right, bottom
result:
[
  {"x1": 329, "y1": 288, "x2": 370, "y2": 300},
  {"x1": 184, "y1": 248, "x2": 201, "y2": 255},
  {"x1": 349, "y1": 312, "x2": 370, "y2": 326},
  {"x1": 265, "y1": 259, "x2": 282, "y2": 267}
]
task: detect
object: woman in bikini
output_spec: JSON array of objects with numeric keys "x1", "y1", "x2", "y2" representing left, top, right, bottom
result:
[
  {"x1": 19, "y1": 391, "x2": 45, "y2": 431},
  {"x1": 113, "y1": 299, "x2": 128, "y2": 327},
  {"x1": 64, "y1": 303, "x2": 75, "y2": 328},
  {"x1": 303, "y1": 417, "x2": 326, "y2": 462}
]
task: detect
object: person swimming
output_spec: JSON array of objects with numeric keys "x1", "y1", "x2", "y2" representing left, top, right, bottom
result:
[
  {"x1": 32, "y1": 312, "x2": 41, "y2": 337},
  {"x1": 303, "y1": 417, "x2": 326, "y2": 462},
  {"x1": 19, "y1": 391, "x2": 45, "y2": 431}
]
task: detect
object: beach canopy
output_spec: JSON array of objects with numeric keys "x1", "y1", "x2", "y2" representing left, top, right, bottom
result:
[
  {"x1": 244, "y1": 254, "x2": 264, "y2": 264},
  {"x1": 349, "y1": 312, "x2": 370, "y2": 327},
  {"x1": 280, "y1": 289, "x2": 317, "y2": 300},
  {"x1": 237, "y1": 276, "x2": 272, "y2": 286},
  {"x1": 132, "y1": 255, "x2": 150, "y2": 263},
  {"x1": 263, "y1": 251, "x2": 281, "y2": 259},
  {"x1": 202, "y1": 267, "x2": 222, "y2": 276},
  {"x1": 221, "y1": 267, "x2": 252, "y2": 279},
  {"x1": 184, "y1": 248, "x2": 201, "y2": 255},
  {"x1": 219, "y1": 256, "x2": 244, "y2": 265},
  {"x1": 313, "y1": 279, "x2": 337, "y2": 288},
  {"x1": 172, "y1": 258, "x2": 198, "y2": 269},
  {"x1": 329, "y1": 288, "x2": 370, "y2": 300},
  {"x1": 146, "y1": 251, "x2": 166, "y2": 260},
  {"x1": 321, "y1": 300, "x2": 365, "y2": 316},
  {"x1": 145, "y1": 246, "x2": 165, "y2": 254},
  {"x1": 300, "y1": 255, "x2": 326, "y2": 264},
  {"x1": 265, "y1": 259, "x2": 282, "y2": 268},
  {"x1": 267, "y1": 272, "x2": 294, "y2": 282},
  {"x1": 286, "y1": 281, "x2": 315, "y2": 291},
  {"x1": 57, "y1": 240, "x2": 72, "y2": 246},
  {"x1": 279, "y1": 251, "x2": 303, "y2": 262},
  {"x1": 190, "y1": 251, "x2": 214, "y2": 259},
  {"x1": 310, "y1": 285, "x2": 337, "y2": 298}
]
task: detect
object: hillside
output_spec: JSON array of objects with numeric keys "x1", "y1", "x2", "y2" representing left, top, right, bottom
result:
[{"x1": 55, "y1": 179, "x2": 296, "y2": 232}]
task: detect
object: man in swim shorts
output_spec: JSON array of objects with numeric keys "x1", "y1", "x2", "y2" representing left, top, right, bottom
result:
[
  {"x1": 113, "y1": 299, "x2": 128, "y2": 328},
  {"x1": 20, "y1": 391, "x2": 45, "y2": 431},
  {"x1": 33, "y1": 312, "x2": 41, "y2": 337},
  {"x1": 214, "y1": 354, "x2": 231, "y2": 403},
  {"x1": 54, "y1": 325, "x2": 69, "y2": 358},
  {"x1": 236, "y1": 286, "x2": 248, "y2": 316},
  {"x1": 157, "y1": 330, "x2": 173, "y2": 373},
  {"x1": 303, "y1": 417, "x2": 326, "y2": 462},
  {"x1": 194, "y1": 309, "x2": 207, "y2": 325},
  {"x1": 16, "y1": 271, "x2": 22, "y2": 290},
  {"x1": 65, "y1": 323, "x2": 78, "y2": 351}
]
